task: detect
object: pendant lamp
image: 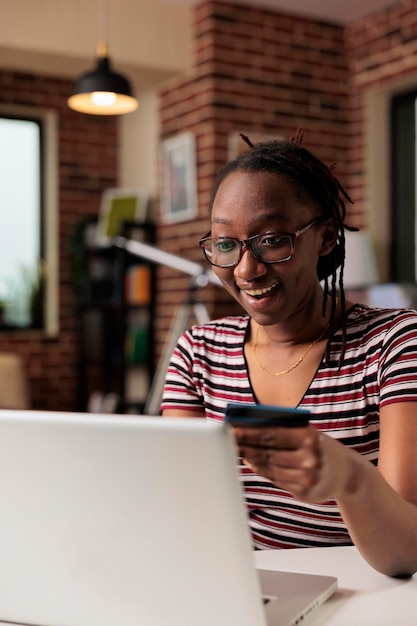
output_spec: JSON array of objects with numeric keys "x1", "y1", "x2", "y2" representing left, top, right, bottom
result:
[{"x1": 68, "y1": 1, "x2": 138, "y2": 115}]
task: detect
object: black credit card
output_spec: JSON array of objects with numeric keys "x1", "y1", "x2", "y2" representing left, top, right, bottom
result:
[{"x1": 225, "y1": 402, "x2": 310, "y2": 427}]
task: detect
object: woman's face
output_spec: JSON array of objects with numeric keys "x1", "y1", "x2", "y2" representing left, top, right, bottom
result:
[{"x1": 210, "y1": 170, "x2": 333, "y2": 327}]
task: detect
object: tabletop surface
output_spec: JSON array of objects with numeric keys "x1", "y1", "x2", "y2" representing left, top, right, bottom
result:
[{"x1": 254, "y1": 545, "x2": 417, "y2": 626}]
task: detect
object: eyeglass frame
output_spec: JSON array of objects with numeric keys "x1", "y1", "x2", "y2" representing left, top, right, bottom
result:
[{"x1": 199, "y1": 218, "x2": 324, "y2": 268}]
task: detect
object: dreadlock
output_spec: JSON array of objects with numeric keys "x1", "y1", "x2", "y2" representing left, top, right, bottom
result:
[{"x1": 208, "y1": 133, "x2": 357, "y2": 365}]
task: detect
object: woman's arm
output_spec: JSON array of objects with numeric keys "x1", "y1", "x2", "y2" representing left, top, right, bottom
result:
[
  {"x1": 163, "y1": 409, "x2": 206, "y2": 418},
  {"x1": 234, "y1": 401, "x2": 417, "y2": 577},
  {"x1": 337, "y1": 401, "x2": 417, "y2": 576}
]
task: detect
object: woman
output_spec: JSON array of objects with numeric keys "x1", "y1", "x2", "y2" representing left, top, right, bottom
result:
[{"x1": 161, "y1": 137, "x2": 417, "y2": 577}]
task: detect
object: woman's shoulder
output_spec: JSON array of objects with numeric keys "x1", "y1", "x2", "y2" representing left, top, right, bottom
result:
[
  {"x1": 186, "y1": 315, "x2": 250, "y2": 340},
  {"x1": 176, "y1": 316, "x2": 249, "y2": 358},
  {"x1": 183, "y1": 315, "x2": 250, "y2": 346},
  {"x1": 346, "y1": 302, "x2": 417, "y2": 325},
  {"x1": 327, "y1": 303, "x2": 417, "y2": 364},
  {"x1": 344, "y1": 303, "x2": 417, "y2": 338}
]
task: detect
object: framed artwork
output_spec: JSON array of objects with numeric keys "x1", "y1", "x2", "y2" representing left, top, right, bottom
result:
[
  {"x1": 160, "y1": 132, "x2": 197, "y2": 223},
  {"x1": 227, "y1": 131, "x2": 284, "y2": 160},
  {"x1": 96, "y1": 187, "x2": 148, "y2": 245}
]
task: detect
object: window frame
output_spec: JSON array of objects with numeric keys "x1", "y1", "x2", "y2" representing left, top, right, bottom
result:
[
  {"x1": 390, "y1": 89, "x2": 417, "y2": 281},
  {"x1": 0, "y1": 104, "x2": 58, "y2": 336}
]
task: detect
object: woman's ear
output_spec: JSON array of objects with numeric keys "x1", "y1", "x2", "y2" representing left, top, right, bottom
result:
[
  {"x1": 318, "y1": 220, "x2": 339, "y2": 257},
  {"x1": 316, "y1": 221, "x2": 342, "y2": 281}
]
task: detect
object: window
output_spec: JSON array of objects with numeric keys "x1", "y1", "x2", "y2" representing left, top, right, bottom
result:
[
  {"x1": 390, "y1": 90, "x2": 417, "y2": 281},
  {"x1": 0, "y1": 106, "x2": 57, "y2": 333}
]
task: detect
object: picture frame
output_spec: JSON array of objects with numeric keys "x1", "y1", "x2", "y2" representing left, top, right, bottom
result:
[
  {"x1": 160, "y1": 132, "x2": 197, "y2": 224},
  {"x1": 96, "y1": 187, "x2": 149, "y2": 245}
]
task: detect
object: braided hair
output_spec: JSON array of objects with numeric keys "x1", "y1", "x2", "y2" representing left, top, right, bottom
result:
[{"x1": 208, "y1": 133, "x2": 357, "y2": 363}]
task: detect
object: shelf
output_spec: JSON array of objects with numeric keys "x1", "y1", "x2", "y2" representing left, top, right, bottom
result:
[{"x1": 76, "y1": 220, "x2": 156, "y2": 413}]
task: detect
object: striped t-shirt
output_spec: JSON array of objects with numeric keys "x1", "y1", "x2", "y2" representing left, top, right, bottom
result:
[{"x1": 161, "y1": 304, "x2": 417, "y2": 549}]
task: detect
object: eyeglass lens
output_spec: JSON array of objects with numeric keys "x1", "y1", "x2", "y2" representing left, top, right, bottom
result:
[{"x1": 202, "y1": 233, "x2": 293, "y2": 267}]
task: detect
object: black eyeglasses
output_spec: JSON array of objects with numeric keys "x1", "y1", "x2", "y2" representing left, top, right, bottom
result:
[{"x1": 199, "y1": 219, "x2": 321, "y2": 268}]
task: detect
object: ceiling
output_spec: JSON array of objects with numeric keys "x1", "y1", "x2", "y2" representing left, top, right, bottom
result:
[
  {"x1": 175, "y1": 0, "x2": 399, "y2": 24},
  {"x1": 0, "y1": 0, "x2": 401, "y2": 89}
]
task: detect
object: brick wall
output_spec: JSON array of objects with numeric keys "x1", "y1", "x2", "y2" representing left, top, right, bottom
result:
[
  {"x1": 0, "y1": 70, "x2": 118, "y2": 410},
  {"x1": 346, "y1": 0, "x2": 417, "y2": 225},
  {"x1": 156, "y1": 0, "x2": 350, "y2": 360},
  {"x1": 3, "y1": 0, "x2": 416, "y2": 411},
  {"x1": 156, "y1": 0, "x2": 417, "y2": 363}
]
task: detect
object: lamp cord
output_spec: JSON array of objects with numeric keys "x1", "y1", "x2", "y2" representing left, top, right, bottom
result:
[{"x1": 97, "y1": 0, "x2": 108, "y2": 55}]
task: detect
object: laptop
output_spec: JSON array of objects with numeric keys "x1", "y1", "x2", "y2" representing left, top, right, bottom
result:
[{"x1": 0, "y1": 410, "x2": 337, "y2": 626}]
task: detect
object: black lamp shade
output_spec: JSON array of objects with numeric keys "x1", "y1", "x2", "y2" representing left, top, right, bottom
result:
[{"x1": 68, "y1": 56, "x2": 138, "y2": 115}]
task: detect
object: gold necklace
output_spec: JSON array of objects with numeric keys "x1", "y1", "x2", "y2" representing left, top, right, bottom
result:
[{"x1": 252, "y1": 323, "x2": 329, "y2": 377}]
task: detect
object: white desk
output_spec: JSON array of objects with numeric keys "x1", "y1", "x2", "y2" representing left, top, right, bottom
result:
[{"x1": 255, "y1": 545, "x2": 417, "y2": 626}]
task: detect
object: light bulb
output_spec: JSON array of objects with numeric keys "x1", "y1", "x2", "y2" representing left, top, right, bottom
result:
[{"x1": 91, "y1": 91, "x2": 117, "y2": 107}]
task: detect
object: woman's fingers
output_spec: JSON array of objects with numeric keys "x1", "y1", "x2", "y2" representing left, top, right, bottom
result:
[
  {"x1": 234, "y1": 425, "x2": 327, "y2": 499},
  {"x1": 239, "y1": 444, "x2": 318, "y2": 470},
  {"x1": 234, "y1": 425, "x2": 317, "y2": 449}
]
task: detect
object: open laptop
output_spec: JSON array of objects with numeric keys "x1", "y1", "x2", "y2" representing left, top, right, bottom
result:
[{"x1": 0, "y1": 410, "x2": 337, "y2": 626}]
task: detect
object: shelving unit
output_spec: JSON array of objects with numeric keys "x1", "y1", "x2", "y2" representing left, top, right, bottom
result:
[{"x1": 76, "y1": 219, "x2": 156, "y2": 413}]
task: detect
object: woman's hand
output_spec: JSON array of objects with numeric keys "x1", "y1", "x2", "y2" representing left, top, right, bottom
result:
[{"x1": 234, "y1": 424, "x2": 358, "y2": 503}]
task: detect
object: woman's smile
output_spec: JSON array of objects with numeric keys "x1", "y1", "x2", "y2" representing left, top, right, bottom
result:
[{"x1": 241, "y1": 281, "x2": 280, "y2": 298}]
